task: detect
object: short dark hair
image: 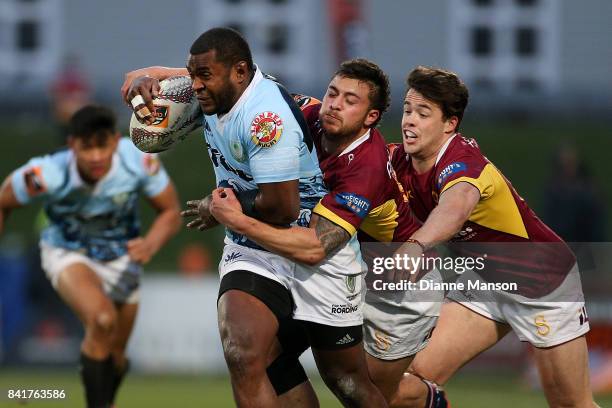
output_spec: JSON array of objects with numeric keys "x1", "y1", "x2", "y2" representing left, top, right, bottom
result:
[
  {"x1": 334, "y1": 58, "x2": 390, "y2": 127},
  {"x1": 406, "y1": 66, "x2": 469, "y2": 126},
  {"x1": 69, "y1": 105, "x2": 116, "y2": 140},
  {"x1": 190, "y1": 27, "x2": 254, "y2": 71}
]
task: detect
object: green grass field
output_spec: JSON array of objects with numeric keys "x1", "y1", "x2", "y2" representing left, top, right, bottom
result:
[{"x1": 1, "y1": 369, "x2": 611, "y2": 407}]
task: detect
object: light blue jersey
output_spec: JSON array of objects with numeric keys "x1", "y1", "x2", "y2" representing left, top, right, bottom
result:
[
  {"x1": 11, "y1": 138, "x2": 169, "y2": 261},
  {"x1": 203, "y1": 68, "x2": 327, "y2": 248}
]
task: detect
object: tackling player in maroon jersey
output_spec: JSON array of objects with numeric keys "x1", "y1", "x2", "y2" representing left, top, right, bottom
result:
[
  {"x1": 210, "y1": 60, "x2": 447, "y2": 407},
  {"x1": 388, "y1": 66, "x2": 598, "y2": 408}
]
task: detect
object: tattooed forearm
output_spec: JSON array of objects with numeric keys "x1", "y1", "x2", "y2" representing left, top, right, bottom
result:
[{"x1": 313, "y1": 216, "x2": 350, "y2": 256}]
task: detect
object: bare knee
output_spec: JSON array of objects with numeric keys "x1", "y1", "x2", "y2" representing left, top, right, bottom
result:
[
  {"x1": 221, "y1": 329, "x2": 265, "y2": 379},
  {"x1": 86, "y1": 308, "x2": 117, "y2": 335},
  {"x1": 388, "y1": 372, "x2": 422, "y2": 408},
  {"x1": 319, "y1": 367, "x2": 365, "y2": 403}
]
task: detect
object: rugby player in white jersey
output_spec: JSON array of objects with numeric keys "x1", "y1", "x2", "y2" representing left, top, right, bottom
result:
[
  {"x1": 123, "y1": 27, "x2": 387, "y2": 407},
  {"x1": 208, "y1": 59, "x2": 445, "y2": 407}
]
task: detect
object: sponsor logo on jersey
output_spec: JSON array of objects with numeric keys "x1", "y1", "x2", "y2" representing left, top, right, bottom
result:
[
  {"x1": 112, "y1": 192, "x2": 130, "y2": 206},
  {"x1": 331, "y1": 303, "x2": 359, "y2": 314},
  {"x1": 345, "y1": 275, "x2": 357, "y2": 293},
  {"x1": 224, "y1": 251, "x2": 243, "y2": 264},
  {"x1": 335, "y1": 192, "x2": 370, "y2": 218},
  {"x1": 24, "y1": 166, "x2": 46, "y2": 197},
  {"x1": 464, "y1": 137, "x2": 479, "y2": 148},
  {"x1": 229, "y1": 139, "x2": 246, "y2": 162},
  {"x1": 143, "y1": 154, "x2": 160, "y2": 175},
  {"x1": 250, "y1": 112, "x2": 283, "y2": 148},
  {"x1": 151, "y1": 105, "x2": 169, "y2": 128},
  {"x1": 437, "y1": 162, "x2": 467, "y2": 189}
]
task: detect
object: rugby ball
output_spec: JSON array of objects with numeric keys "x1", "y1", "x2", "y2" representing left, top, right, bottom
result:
[{"x1": 129, "y1": 76, "x2": 202, "y2": 153}]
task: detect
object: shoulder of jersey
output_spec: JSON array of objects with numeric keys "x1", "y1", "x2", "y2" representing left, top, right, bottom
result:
[
  {"x1": 22, "y1": 149, "x2": 70, "y2": 196},
  {"x1": 387, "y1": 142, "x2": 403, "y2": 160},
  {"x1": 437, "y1": 134, "x2": 480, "y2": 164},
  {"x1": 342, "y1": 130, "x2": 386, "y2": 170},
  {"x1": 119, "y1": 137, "x2": 159, "y2": 176},
  {"x1": 119, "y1": 137, "x2": 144, "y2": 158},
  {"x1": 455, "y1": 134, "x2": 481, "y2": 153},
  {"x1": 360, "y1": 130, "x2": 387, "y2": 161},
  {"x1": 244, "y1": 81, "x2": 292, "y2": 118},
  {"x1": 292, "y1": 94, "x2": 322, "y2": 112}
]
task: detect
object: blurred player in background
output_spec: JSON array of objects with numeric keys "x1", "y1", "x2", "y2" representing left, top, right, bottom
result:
[
  {"x1": 208, "y1": 59, "x2": 446, "y2": 406},
  {"x1": 122, "y1": 28, "x2": 387, "y2": 407},
  {"x1": 0, "y1": 105, "x2": 181, "y2": 408},
  {"x1": 387, "y1": 66, "x2": 599, "y2": 408}
]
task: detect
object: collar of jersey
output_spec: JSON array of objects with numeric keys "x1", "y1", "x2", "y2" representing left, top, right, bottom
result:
[
  {"x1": 434, "y1": 133, "x2": 458, "y2": 166},
  {"x1": 69, "y1": 150, "x2": 119, "y2": 193},
  {"x1": 217, "y1": 65, "x2": 263, "y2": 124},
  {"x1": 338, "y1": 129, "x2": 371, "y2": 156}
]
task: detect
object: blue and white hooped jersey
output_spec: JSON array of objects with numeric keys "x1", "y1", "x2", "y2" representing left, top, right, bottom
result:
[
  {"x1": 11, "y1": 138, "x2": 169, "y2": 261},
  {"x1": 203, "y1": 67, "x2": 327, "y2": 248}
]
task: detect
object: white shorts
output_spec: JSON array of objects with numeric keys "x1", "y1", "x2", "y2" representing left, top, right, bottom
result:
[
  {"x1": 40, "y1": 243, "x2": 142, "y2": 304},
  {"x1": 447, "y1": 264, "x2": 589, "y2": 348},
  {"x1": 219, "y1": 239, "x2": 366, "y2": 327},
  {"x1": 363, "y1": 269, "x2": 443, "y2": 360}
]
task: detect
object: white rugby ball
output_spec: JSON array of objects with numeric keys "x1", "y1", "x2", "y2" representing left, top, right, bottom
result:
[{"x1": 129, "y1": 76, "x2": 202, "y2": 153}]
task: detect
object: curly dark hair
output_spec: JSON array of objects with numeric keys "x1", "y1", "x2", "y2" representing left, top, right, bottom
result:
[
  {"x1": 190, "y1": 27, "x2": 254, "y2": 72},
  {"x1": 406, "y1": 66, "x2": 469, "y2": 127},
  {"x1": 334, "y1": 58, "x2": 390, "y2": 127}
]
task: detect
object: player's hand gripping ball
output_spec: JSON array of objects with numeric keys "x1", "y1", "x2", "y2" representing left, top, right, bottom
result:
[{"x1": 129, "y1": 76, "x2": 202, "y2": 153}]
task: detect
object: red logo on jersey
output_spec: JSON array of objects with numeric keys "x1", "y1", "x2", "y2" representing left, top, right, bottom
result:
[
  {"x1": 24, "y1": 166, "x2": 46, "y2": 197},
  {"x1": 250, "y1": 111, "x2": 283, "y2": 148}
]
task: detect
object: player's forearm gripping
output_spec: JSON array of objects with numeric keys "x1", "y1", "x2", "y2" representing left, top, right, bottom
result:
[
  {"x1": 0, "y1": 175, "x2": 23, "y2": 235},
  {"x1": 411, "y1": 181, "x2": 480, "y2": 248},
  {"x1": 121, "y1": 66, "x2": 189, "y2": 99},
  {"x1": 210, "y1": 188, "x2": 348, "y2": 265},
  {"x1": 235, "y1": 213, "x2": 349, "y2": 266},
  {"x1": 140, "y1": 183, "x2": 182, "y2": 257}
]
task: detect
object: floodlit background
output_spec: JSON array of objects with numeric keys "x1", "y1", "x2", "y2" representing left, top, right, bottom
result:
[{"x1": 1, "y1": 0, "x2": 611, "y2": 406}]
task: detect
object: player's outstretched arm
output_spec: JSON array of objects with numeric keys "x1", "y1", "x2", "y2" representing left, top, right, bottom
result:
[
  {"x1": 392, "y1": 182, "x2": 480, "y2": 282},
  {"x1": 181, "y1": 195, "x2": 220, "y2": 231},
  {"x1": 0, "y1": 174, "x2": 24, "y2": 235},
  {"x1": 411, "y1": 181, "x2": 480, "y2": 248},
  {"x1": 127, "y1": 182, "x2": 181, "y2": 264},
  {"x1": 210, "y1": 188, "x2": 349, "y2": 265},
  {"x1": 121, "y1": 66, "x2": 189, "y2": 101}
]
